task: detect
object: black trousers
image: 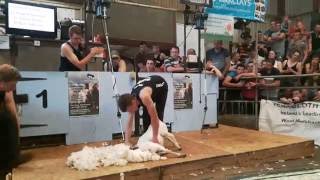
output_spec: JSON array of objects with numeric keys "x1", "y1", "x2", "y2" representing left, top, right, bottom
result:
[
  {"x1": 135, "y1": 85, "x2": 168, "y2": 135},
  {"x1": 0, "y1": 111, "x2": 20, "y2": 175}
]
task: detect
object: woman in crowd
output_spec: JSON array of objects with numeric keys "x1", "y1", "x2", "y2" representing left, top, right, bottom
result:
[
  {"x1": 281, "y1": 50, "x2": 303, "y2": 75},
  {"x1": 267, "y1": 50, "x2": 282, "y2": 71},
  {"x1": 289, "y1": 19, "x2": 310, "y2": 42},
  {"x1": 280, "y1": 50, "x2": 303, "y2": 98}
]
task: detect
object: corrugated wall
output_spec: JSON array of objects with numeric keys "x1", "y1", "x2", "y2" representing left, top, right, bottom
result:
[
  {"x1": 120, "y1": 0, "x2": 183, "y2": 10},
  {"x1": 285, "y1": 0, "x2": 314, "y2": 30},
  {"x1": 267, "y1": 0, "x2": 278, "y2": 16},
  {"x1": 286, "y1": 0, "x2": 313, "y2": 16}
]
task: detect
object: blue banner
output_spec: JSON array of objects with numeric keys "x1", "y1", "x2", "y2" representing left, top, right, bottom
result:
[{"x1": 206, "y1": 0, "x2": 268, "y2": 22}]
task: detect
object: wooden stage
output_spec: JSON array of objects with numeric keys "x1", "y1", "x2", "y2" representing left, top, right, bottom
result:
[{"x1": 13, "y1": 125, "x2": 314, "y2": 180}]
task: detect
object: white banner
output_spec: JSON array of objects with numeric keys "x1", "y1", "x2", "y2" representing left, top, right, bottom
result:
[
  {"x1": 206, "y1": 14, "x2": 234, "y2": 36},
  {"x1": 259, "y1": 100, "x2": 320, "y2": 145}
]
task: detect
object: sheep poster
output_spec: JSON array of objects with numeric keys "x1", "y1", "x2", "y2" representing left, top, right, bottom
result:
[
  {"x1": 68, "y1": 72, "x2": 99, "y2": 116},
  {"x1": 173, "y1": 75, "x2": 193, "y2": 109}
]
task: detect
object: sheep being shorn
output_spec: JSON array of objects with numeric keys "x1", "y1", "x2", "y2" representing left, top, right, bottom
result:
[
  {"x1": 137, "y1": 121, "x2": 185, "y2": 157},
  {"x1": 66, "y1": 121, "x2": 185, "y2": 171}
]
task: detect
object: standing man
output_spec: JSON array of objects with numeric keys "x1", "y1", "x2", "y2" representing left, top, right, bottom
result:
[
  {"x1": 118, "y1": 75, "x2": 168, "y2": 145},
  {"x1": 0, "y1": 64, "x2": 21, "y2": 179},
  {"x1": 206, "y1": 40, "x2": 230, "y2": 76},
  {"x1": 269, "y1": 22, "x2": 286, "y2": 59},
  {"x1": 59, "y1": 25, "x2": 104, "y2": 71}
]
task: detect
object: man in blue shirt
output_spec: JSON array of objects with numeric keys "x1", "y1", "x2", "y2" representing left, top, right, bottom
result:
[
  {"x1": 206, "y1": 40, "x2": 230, "y2": 76},
  {"x1": 222, "y1": 64, "x2": 245, "y2": 88}
]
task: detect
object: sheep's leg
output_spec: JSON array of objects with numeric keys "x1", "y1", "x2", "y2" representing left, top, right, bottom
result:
[
  {"x1": 159, "y1": 149, "x2": 186, "y2": 158},
  {"x1": 164, "y1": 133, "x2": 182, "y2": 151}
]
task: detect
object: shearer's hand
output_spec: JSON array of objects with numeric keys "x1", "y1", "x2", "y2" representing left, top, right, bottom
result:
[{"x1": 152, "y1": 136, "x2": 160, "y2": 144}]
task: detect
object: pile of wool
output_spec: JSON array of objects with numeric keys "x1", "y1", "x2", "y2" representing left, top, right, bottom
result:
[
  {"x1": 66, "y1": 144, "x2": 129, "y2": 171},
  {"x1": 66, "y1": 143, "x2": 166, "y2": 171}
]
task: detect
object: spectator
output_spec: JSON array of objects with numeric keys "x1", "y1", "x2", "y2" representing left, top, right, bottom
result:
[
  {"x1": 313, "y1": 90, "x2": 320, "y2": 101},
  {"x1": 246, "y1": 48, "x2": 265, "y2": 70},
  {"x1": 241, "y1": 62, "x2": 258, "y2": 101},
  {"x1": 227, "y1": 52, "x2": 241, "y2": 71},
  {"x1": 223, "y1": 64, "x2": 245, "y2": 88},
  {"x1": 264, "y1": 20, "x2": 276, "y2": 42},
  {"x1": 288, "y1": 30, "x2": 308, "y2": 64},
  {"x1": 134, "y1": 41, "x2": 149, "y2": 72},
  {"x1": 268, "y1": 50, "x2": 282, "y2": 71},
  {"x1": 280, "y1": 89, "x2": 303, "y2": 104},
  {"x1": 222, "y1": 64, "x2": 246, "y2": 104},
  {"x1": 152, "y1": 45, "x2": 164, "y2": 69},
  {"x1": 206, "y1": 40, "x2": 230, "y2": 75},
  {"x1": 305, "y1": 55, "x2": 320, "y2": 86},
  {"x1": 104, "y1": 50, "x2": 126, "y2": 72},
  {"x1": 281, "y1": 16, "x2": 291, "y2": 59},
  {"x1": 260, "y1": 60, "x2": 267, "y2": 71},
  {"x1": 145, "y1": 59, "x2": 157, "y2": 73},
  {"x1": 258, "y1": 31, "x2": 268, "y2": 59},
  {"x1": 281, "y1": 50, "x2": 303, "y2": 85},
  {"x1": 158, "y1": 52, "x2": 167, "y2": 72},
  {"x1": 281, "y1": 16, "x2": 291, "y2": 33},
  {"x1": 258, "y1": 59, "x2": 281, "y2": 100},
  {"x1": 205, "y1": 60, "x2": 224, "y2": 80},
  {"x1": 237, "y1": 43, "x2": 250, "y2": 62},
  {"x1": 59, "y1": 25, "x2": 104, "y2": 71},
  {"x1": 289, "y1": 20, "x2": 309, "y2": 41},
  {"x1": 309, "y1": 22, "x2": 320, "y2": 55},
  {"x1": 187, "y1": 48, "x2": 196, "y2": 55},
  {"x1": 164, "y1": 46, "x2": 184, "y2": 73},
  {"x1": 268, "y1": 22, "x2": 286, "y2": 58},
  {"x1": 279, "y1": 50, "x2": 303, "y2": 98}
]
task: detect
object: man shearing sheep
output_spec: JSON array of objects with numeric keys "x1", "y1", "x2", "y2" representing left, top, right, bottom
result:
[{"x1": 118, "y1": 75, "x2": 168, "y2": 145}]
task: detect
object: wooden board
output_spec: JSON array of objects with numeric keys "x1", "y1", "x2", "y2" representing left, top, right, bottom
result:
[{"x1": 12, "y1": 125, "x2": 314, "y2": 180}]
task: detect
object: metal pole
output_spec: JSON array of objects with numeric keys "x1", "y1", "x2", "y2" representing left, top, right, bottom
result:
[
  {"x1": 255, "y1": 22, "x2": 259, "y2": 130},
  {"x1": 199, "y1": 28, "x2": 202, "y2": 104},
  {"x1": 84, "y1": 0, "x2": 89, "y2": 71},
  {"x1": 101, "y1": 17, "x2": 125, "y2": 141},
  {"x1": 184, "y1": 6, "x2": 187, "y2": 59},
  {"x1": 201, "y1": 43, "x2": 208, "y2": 134}
]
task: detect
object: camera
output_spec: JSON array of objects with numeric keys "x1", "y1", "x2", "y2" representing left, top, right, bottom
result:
[
  {"x1": 194, "y1": 12, "x2": 208, "y2": 30},
  {"x1": 95, "y1": 0, "x2": 112, "y2": 18}
]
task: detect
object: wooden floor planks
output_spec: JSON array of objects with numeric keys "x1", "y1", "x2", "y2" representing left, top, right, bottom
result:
[{"x1": 13, "y1": 125, "x2": 314, "y2": 180}]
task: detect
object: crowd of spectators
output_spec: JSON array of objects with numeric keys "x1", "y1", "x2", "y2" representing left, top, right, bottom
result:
[
  {"x1": 211, "y1": 18, "x2": 320, "y2": 103},
  {"x1": 105, "y1": 17, "x2": 320, "y2": 103}
]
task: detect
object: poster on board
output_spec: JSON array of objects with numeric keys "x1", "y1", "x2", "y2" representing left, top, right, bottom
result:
[
  {"x1": 68, "y1": 72, "x2": 99, "y2": 116},
  {"x1": 173, "y1": 75, "x2": 193, "y2": 109}
]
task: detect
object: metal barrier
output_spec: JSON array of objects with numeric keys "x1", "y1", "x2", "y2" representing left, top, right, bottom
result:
[{"x1": 218, "y1": 73, "x2": 320, "y2": 130}]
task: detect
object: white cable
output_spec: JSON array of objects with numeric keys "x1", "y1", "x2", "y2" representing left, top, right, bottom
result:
[
  {"x1": 178, "y1": 24, "x2": 195, "y2": 48},
  {"x1": 201, "y1": 18, "x2": 208, "y2": 133}
]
